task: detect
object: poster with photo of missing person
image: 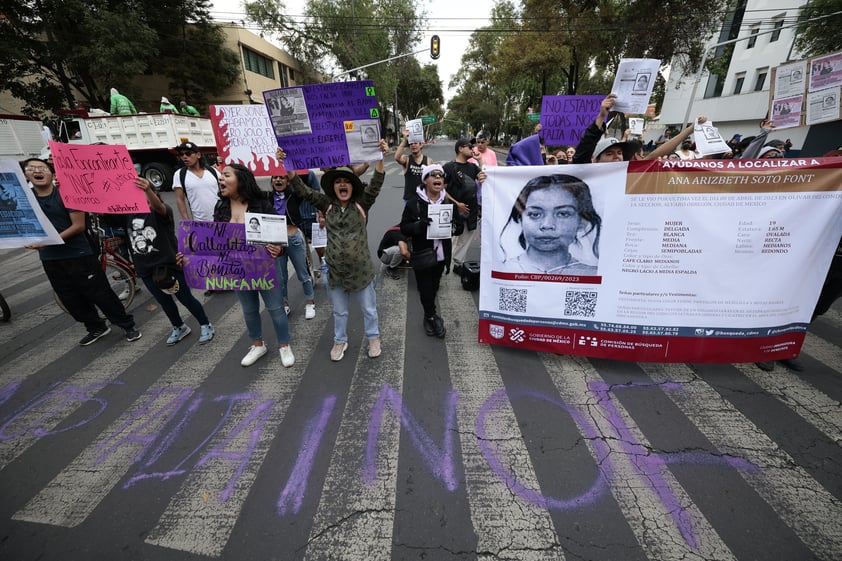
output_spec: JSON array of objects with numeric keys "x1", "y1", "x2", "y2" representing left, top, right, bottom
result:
[{"x1": 0, "y1": 159, "x2": 63, "y2": 249}]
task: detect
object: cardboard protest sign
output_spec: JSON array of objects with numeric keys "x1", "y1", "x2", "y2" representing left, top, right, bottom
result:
[
  {"x1": 263, "y1": 81, "x2": 382, "y2": 169},
  {"x1": 178, "y1": 221, "x2": 279, "y2": 291},
  {"x1": 49, "y1": 141, "x2": 149, "y2": 214},
  {"x1": 210, "y1": 105, "x2": 286, "y2": 176},
  {"x1": 479, "y1": 158, "x2": 842, "y2": 363},
  {"x1": 539, "y1": 95, "x2": 604, "y2": 146},
  {"x1": 0, "y1": 159, "x2": 63, "y2": 248}
]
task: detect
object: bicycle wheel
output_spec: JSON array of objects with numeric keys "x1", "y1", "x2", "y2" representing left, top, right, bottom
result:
[
  {"x1": 0, "y1": 291, "x2": 10, "y2": 322},
  {"x1": 105, "y1": 260, "x2": 136, "y2": 309}
]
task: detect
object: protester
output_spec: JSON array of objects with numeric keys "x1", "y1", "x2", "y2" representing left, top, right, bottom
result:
[
  {"x1": 281, "y1": 140, "x2": 389, "y2": 361},
  {"x1": 401, "y1": 164, "x2": 450, "y2": 338},
  {"x1": 23, "y1": 158, "x2": 141, "y2": 345},
  {"x1": 179, "y1": 101, "x2": 200, "y2": 116},
  {"x1": 267, "y1": 173, "x2": 316, "y2": 319},
  {"x1": 444, "y1": 137, "x2": 487, "y2": 274},
  {"x1": 395, "y1": 126, "x2": 434, "y2": 202},
  {"x1": 160, "y1": 97, "x2": 179, "y2": 114},
  {"x1": 214, "y1": 163, "x2": 294, "y2": 368},
  {"x1": 473, "y1": 131, "x2": 497, "y2": 167},
  {"x1": 498, "y1": 174, "x2": 601, "y2": 275},
  {"x1": 128, "y1": 176, "x2": 214, "y2": 345},
  {"x1": 109, "y1": 88, "x2": 137, "y2": 115},
  {"x1": 172, "y1": 141, "x2": 218, "y2": 222},
  {"x1": 377, "y1": 224, "x2": 411, "y2": 280}
]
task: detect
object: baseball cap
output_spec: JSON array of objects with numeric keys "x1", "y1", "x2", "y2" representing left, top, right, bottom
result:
[
  {"x1": 176, "y1": 141, "x2": 200, "y2": 153},
  {"x1": 593, "y1": 137, "x2": 633, "y2": 161},
  {"x1": 454, "y1": 137, "x2": 475, "y2": 152}
]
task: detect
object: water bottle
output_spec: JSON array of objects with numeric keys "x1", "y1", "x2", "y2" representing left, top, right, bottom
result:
[{"x1": 320, "y1": 257, "x2": 329, "y2": 287}]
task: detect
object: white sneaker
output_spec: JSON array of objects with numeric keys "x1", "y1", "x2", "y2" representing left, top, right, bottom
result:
[
  {"x1": 284, "y1": 302, "x2": 291, "y2": 316},
  {"x1": 279, "y1": 345, "x2": 295, "y2": 367},
  {"x1": 305, "y1": 303, "x2": 316, "y2": 319},
  {"x1": 241, "y1": 344, "x2": 267, "y2": 367},
  {"x1": 330, "y1": 341, "x2": 348, "y2": 362}
]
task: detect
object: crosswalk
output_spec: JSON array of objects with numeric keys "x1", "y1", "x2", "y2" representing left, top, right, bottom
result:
[{"x1": 1, "y1": 245, "x2": 841, "y2": 560}]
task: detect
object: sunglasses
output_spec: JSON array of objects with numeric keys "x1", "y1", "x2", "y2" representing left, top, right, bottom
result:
[
  {"x1": 25, "y1": 165, "x2": 50, "y2": 172},
  {"x1": 427, "y1": 172, "x2": 445, "y2": 178}
]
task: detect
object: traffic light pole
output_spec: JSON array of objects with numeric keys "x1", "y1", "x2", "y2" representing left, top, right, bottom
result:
[{"x1": 332, "y1": 48, "x2": 428, "y2": 81}]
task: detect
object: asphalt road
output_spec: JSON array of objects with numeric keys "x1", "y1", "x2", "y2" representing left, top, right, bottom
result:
[{"x1": 1, "y1": 144, "x2": 841, "y2": 560}]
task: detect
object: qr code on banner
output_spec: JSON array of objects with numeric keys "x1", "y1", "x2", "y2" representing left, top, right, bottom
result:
[
  {"x1": 499, "y1": 287, "x2": 527, "y2": 313},
  {"x1": 565, "y1": 290, "x2": 598, "y2": 317}
]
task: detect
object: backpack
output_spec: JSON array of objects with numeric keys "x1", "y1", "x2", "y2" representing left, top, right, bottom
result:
[{"x1": 178, "y1": 165, "x2": 218, "y2": 190}]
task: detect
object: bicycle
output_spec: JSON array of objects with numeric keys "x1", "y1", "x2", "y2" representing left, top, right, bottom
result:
[
  {"x1": 0, "y1": 290, "x2": 10, "y2": 322},
  {"x1": 54, "y1": 218, "x2": 138, "y2": 313}
]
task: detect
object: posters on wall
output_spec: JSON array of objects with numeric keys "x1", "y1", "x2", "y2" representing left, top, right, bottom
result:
[
  {"x1": 478, "y1": 159, "x2": 842, "y2": 363},
  {"x1": 806, "y1": 86, "x2": 841, "y2": 125},
  {"x1": 48, "y1": 141, "x2": 149, "y2": 214},
  {"x1": 773, "y1": 60, "x2": 807, "y2": 98},
  {"x1": 263, "y1": 81, "x2": 382, "y2": 170},
  {"x1": 0, "y1": 159, "x2": 63, "y2": 249},
  {"x1": 808, "y1": 51, "x2": 842, "y2": 92},
  {"x1": 210, "y1": 105, "x2": 286, "y2": 176},
  {"x1": 770, "y1": 95, "x2": 803, "y2": 129}
]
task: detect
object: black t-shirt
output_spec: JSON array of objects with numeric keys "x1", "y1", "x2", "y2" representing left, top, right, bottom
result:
[
  {"x1": 403, "y1": 155, "x2": 428, "y2": 201},
  {"x1": 443, "y1": 160, "x2": 481, "y2": 229},
  {"x1": 125, "y1": 205, "x2": 178, "y2": 277}
]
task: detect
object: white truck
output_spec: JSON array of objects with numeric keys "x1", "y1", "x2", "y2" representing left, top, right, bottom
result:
[
  {"x1": 56, "y1": 110, "x2": 218, "y2": 190},
  {"x1": 0, "y1": 114, "x2": 50, "y2": 162}
]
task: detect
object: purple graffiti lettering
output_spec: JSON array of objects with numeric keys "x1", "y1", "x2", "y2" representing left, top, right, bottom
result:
[
  {"x1": 94, "y1": 387, "x2": 193, "y2": 466},
  {"x1": 124, "y1": 392, "x2": 264, "y2": 488},
  {"x1": 277, "y1": 395, "x2": 337, "y2": 515},
  {"x1": 196, "y1": 397, "x2": 275, "y2": 502},
  {"x1": 0, "y1": 381, "x2": 23, "y2": 409},
  {"x1": 477, "y1": 388, "x2": 611, "y2": 509},
  {"x1": 365, "y1": 384, "x2": 457, "y2": 492},
  {"x1": 0, "y1": 381, "x2": 119, "y2": 441}
]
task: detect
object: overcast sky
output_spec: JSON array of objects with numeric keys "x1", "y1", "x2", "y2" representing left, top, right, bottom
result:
[{"x1": 210, "y1": 0, "x2": 489, "y2": 103}]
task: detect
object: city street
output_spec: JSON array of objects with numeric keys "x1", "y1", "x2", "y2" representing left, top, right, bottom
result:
[{"x1": 1, "y1": 144, "x2": 841, "y2": 560}]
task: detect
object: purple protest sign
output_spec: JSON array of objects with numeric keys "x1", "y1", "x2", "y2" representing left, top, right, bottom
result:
[
  {"x1": 177, "y1": 221, "x2": 279, "y2": 291},
  {"x1": 263, "y1": 81, "x2": 381, "y2": 169},
  {"x1": 539, "y1": 95, "x2": 604, "y2": 146}
]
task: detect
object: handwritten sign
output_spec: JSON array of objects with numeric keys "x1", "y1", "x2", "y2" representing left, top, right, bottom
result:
[
  {"x1": 263, "y1": 81, "x2": 382, "y2": 169},
  {"x1": 49, "y1": 141, "x2": 149, "y2": 214},
  {"x1": 210, "y1": 105, "x2": 285, "y2": 176},
  {"x1": 540, "y1": 95, "x2": 604, "y2": 145},
  {"x1": 177, "y1": 221, "x2": 279, "y2": 291}
]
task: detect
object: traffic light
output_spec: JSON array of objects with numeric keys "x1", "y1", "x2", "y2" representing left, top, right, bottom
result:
[{"x1": 430, "y1": 35, "x2": 440, "y2": 60}]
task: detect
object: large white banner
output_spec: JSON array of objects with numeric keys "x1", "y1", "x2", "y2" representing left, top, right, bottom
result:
[{"x1": 479, "y1": 158, "x2": 842, "y2": 363}]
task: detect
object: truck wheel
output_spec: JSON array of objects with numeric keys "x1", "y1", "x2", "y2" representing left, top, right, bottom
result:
[{"x1": 143, "y1": 162, "x2": 173, "y2": 191}]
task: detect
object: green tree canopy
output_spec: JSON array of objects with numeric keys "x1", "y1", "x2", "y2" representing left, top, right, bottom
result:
[
  {"x1": 794, "y1": 0, "x2": 842, "y2": 58},
  {"x1": 0, "y1": 0, "x2": 239, "y2": 115}
]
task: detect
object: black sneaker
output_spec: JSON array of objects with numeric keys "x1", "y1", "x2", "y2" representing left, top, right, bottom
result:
[
  {"x1": 423, "y1": 317, "x2": 436, "y2": 337},
  {"x1": 432, "y1": 315, "x2": 446, "y2": 338},
  {"x1": 125, "y1": 328, "x2": 142, "y2": 342},
  {"x1": 79, "y1": 326, "x2": 111, "y2": 346}
]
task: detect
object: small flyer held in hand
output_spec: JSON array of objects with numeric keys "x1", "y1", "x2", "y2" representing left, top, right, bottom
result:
[
  {"x1": 245, "y1": 212, "x2": 288, "y2": 245},
  {"x1": 311, "y1": 222, "x2": 327, "y2": 248},
  {"x1": 427, "y1": 203, "x2": 453, "y2": 240}
]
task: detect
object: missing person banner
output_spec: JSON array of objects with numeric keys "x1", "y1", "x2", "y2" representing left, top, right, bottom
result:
[
  {"x1": 178, "y1": 221, "x2": 279, "y2": 291},
  {"x1": 0, "y1": 159, "x2": 63, "y2": 248},
  {"x1": 479, "y1": 159, "x2": 842, "y2": 363},
  {"x1": 263, "y1": 81, "x2": 382, "y2": 169}
]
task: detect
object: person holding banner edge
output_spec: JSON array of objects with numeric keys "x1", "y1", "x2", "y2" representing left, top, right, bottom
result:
[
  {"x1": 278, "y1": 140, "x2": 389, "y2": 362},
  {"x1": 213, "y1": 163, "x2": 295, "y2": 368}
]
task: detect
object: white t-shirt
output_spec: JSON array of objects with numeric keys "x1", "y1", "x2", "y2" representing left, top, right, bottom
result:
[{"x1": 173, "y1": 168, "x2": 219, "y2": 222}]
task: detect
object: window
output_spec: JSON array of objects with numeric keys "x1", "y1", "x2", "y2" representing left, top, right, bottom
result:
[
  {"x1": 754, "y1": 69, "x2": 768, "y2": 91},
  {"x1": 279, "y1": 63, "x2": 289, "y2": 87},
  {"x1": 770, "y1": 19, "x2": 784, "y2": 42},
  {"x1": 747, "y1": 27, "x2": 759, "y2": 48},
  {"x1": 288, "y1": 68, "x2": 295, "y2": 83},
  {"x1": 243, "y1": 47, "x2": 274, "y2": 79},
  {"x1": 734, "y1": 73, "x2": 745, "y2": 95}
]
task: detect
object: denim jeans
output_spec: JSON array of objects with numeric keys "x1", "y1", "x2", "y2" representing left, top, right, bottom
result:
[
  {"x1": 236, "y1": 271, "x2": 290, "y2": 345},
  {"x1": 279, "y1": 230, "x2": 314, "y2": 302},
  {"x1": 140, "y1": 270, "x2": 209, "y2": 327},
  {"x1": 328, "y1": 277, "x2": 379, "y2": 343}
]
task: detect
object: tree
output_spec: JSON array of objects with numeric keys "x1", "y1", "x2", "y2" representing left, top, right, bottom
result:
[
  {"x1": 0, "y1": 0, "x2": 239, "y2": 115},
  {"x1": 794, "y1": 0, "x2": 842, "y2": 58}
]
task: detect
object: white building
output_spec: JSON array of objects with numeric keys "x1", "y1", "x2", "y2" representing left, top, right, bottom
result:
[{"x1": 660, "y1": 0, "x2": 810, "y2": 149}]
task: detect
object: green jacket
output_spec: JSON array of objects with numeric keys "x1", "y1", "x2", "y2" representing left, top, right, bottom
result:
[
  {"x1": 181, "y1": 104, "x2": 200, "y2": 116},
  {"x1": 160, "y1": 102, "x2": 179, "y2": 114},
  {"x1": 110, "y1": 94, "x2": 137, "y2": 115},
  {"x1": 291, "y1": 170, "x2": 383, "y2": 292}
]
